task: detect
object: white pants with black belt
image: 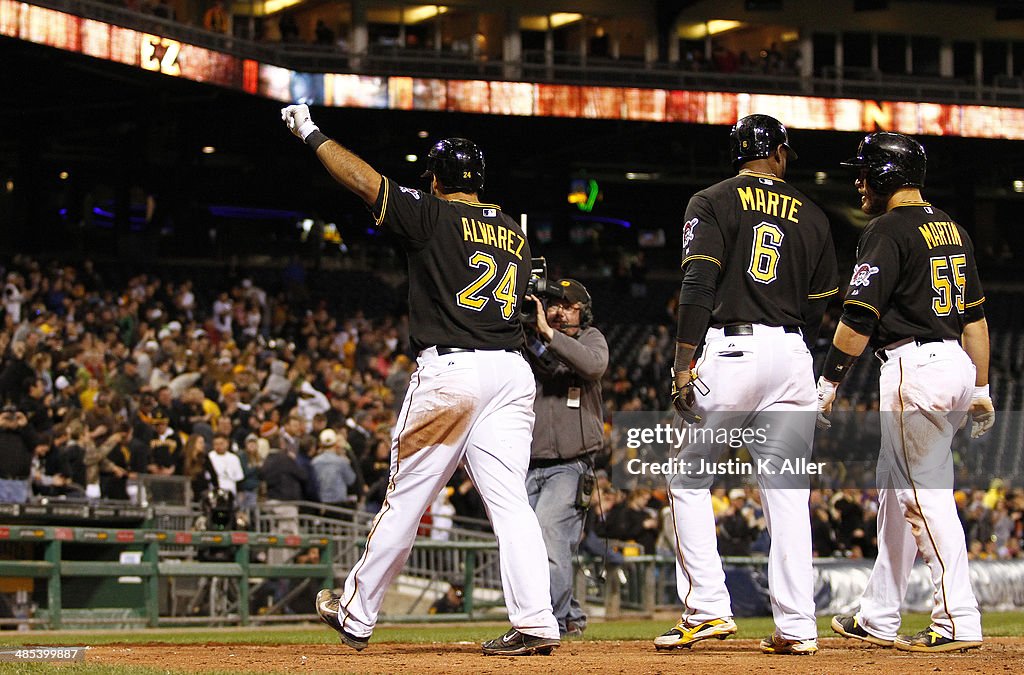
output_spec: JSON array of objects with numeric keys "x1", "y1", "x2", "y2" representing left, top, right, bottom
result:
[
  {"x1": 336, "y1": 346, "x2": 558, "y2": 639},
  {"x1": 667, "y1": 325, "x2": 818, "y2": 640},
  {"x1": 856, "y1": 339, "x2": 982, "y2": 642}
]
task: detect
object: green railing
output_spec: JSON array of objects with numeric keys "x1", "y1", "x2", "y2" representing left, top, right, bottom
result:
[{"x1": 0, "y1": 525, "x2": 334, "y2": 629}]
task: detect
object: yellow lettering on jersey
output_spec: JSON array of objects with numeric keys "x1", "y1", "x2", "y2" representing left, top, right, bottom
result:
[
  {"x1": 738, "y1": 186, "x2": 755, "y2": 211},
  {"x1": 483, "y1": 222, "x2": 498, "y2": 248},
  {"x1": 919, "y1": 221, "x2": 963, "y2": 250},
  {"x1": 461, "y1": 218, "x2": 525, "y2": 261},
  {"x1": 787, "y1": 198, "x2": 801, "y2": 223},
  {"x1": 736, "y1": 187, "x2": 800, "y2": 223},
  {"x1": 512, "y1": 231, "x2": 525, "y2": 259}
]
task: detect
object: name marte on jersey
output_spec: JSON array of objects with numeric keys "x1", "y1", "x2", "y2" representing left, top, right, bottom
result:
[
  {"x1": 736, "y1": 186, "x2": 801, "y2": 223},
  {"x1": 918, "y1": 221, "x2": 963, "y2": 250},
  {"x1": 461, "y1": 217, "x2": 525, "y2": 260}
]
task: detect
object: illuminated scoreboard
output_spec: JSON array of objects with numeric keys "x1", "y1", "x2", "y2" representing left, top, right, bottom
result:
[{"x1": 3, "y1": 0, "x2": 1024, "y2": 140}]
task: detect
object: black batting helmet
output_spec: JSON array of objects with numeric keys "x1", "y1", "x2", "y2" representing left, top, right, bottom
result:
[
  {"x1": 840, "y1": 132, "x2": 926, "y2": 194},
  {"x1": 729, "y1": 114, "x2": 798, "y2": 170},
  {"x1": 421, "y1": 138, "x2": 485, "y2": 193}
]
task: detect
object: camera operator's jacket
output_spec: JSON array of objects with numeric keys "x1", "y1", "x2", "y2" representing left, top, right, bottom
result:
[{"x1": 527, "y1": 326, "x2": 609, "y2": 460}]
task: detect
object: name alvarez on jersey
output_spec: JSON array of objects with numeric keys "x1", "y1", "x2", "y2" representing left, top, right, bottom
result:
[{"x1": 372, "y1": 177, "x2": 532, "y2": 351}]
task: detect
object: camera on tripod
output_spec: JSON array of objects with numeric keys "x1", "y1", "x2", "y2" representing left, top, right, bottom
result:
[{"x1": 522, "y1": 257, "x2": 565, "y2": 322}]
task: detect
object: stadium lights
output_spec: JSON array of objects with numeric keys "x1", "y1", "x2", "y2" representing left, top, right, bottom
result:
[
  {"x1": 625, "y1": 172, "x2": 660, "y2": 181},
  {"x1": 261, "y1": 0, "x2": 302, "y2": 15},
  {"x1": 4, "y1": 180, "x2": 12, "y2": 193},
  {"x1": 202, "y1": 146, "x2": 216, "y2": 154},
  {"x1": 677, "y1": 20, "x2": 744, "y2": 40},
  {"x1": 815, "y1": 171, "x2": 828, "y2": 184},
  {"x1": 1014, "y1": 180, "x2": 1024, "y2": 193},
  {"x1": 405, "y1": 154, "x2": 418, "y2": 162},
  {"x1": 417, "y1": 130, "x2": 429, "y2": 138},
  {"x1": 403, "y1": 6, "x2": 448, "y2": 24},
  {"x1": 59, "y1": 171, "x2": 69, "y2": 180}
]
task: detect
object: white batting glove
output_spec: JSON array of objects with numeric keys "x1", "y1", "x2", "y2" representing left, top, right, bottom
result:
[
  {"x1": 816, "y1": 376, "x2": 838, "y2": 430},
  {"x1": 281, "y1": 104, "x2": 318, "y2": 141},
  {"x1": 969, "y1": 385, "x2": 995, "y2": 439}
]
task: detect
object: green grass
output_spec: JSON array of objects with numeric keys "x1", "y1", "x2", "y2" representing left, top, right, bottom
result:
[{"x1": 0, "y1": 611, "x2": 1021, "y2": 647}]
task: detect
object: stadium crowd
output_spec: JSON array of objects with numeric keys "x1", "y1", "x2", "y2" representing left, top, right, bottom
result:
[{"x1": 0, "y1": 255, "x2": 1021, "y2": 560}]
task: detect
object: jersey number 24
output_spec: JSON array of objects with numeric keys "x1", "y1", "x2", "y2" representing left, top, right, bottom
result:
[{"x1": 456, "y1": 252, "x2": 518, "y2": 320}]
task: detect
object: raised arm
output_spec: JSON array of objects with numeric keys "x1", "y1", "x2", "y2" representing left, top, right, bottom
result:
[{"x1": 281, "y1": 104, "x2": 382, "y2": 205}]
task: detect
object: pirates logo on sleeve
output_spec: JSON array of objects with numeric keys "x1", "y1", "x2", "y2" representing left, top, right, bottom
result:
[
  {"x1": 399, "y1": 186, "x2": 422, "y2": 200},
  {"x1": 849, "y1": 263, "x2": 880, "y2": 287},
  {"x1": 682, "y1": 217, "x2": 699, "y2": 249}
]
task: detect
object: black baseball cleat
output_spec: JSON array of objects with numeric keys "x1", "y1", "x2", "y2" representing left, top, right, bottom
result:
[
  {"x1": 315, "y1": 589, "x2": 370, "y2": 651},
  {"x1": 481, "y1": 628, "x2": 560, "y2": 656},
  {"x1": 893, "y1": 627, "x2": 982, "y2": 653},
  {"x1": 830, "y1": 614, "x2": 894, "y2": 647}
]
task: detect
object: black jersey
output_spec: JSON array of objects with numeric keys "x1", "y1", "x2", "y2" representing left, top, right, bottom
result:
[
  {"x1": 681, "y1": 171, "x2": 838, "y2": 326},
  {"x1": 843, "y1": 202, "x2": 985, "y2": 348},
  {"x1": 372, "y1": 177, "x2": 532, "y2": 351}
]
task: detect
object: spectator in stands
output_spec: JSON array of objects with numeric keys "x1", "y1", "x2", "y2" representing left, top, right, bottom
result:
[
  {"x1": 184, "y1": 433, "x2": 217, "y2": 501},
  {"x1": 717, "y1": 488, "x2": 758, "y2": 556},
  {"x1": 278, "y1": 12, "x2": 299, "y2": 43},
  {"x1": 315, "y1": 20, "x2": 335, "y2": 46},
  {"x1": 236, "y1": 433, "x2": 262, "y2": 515},
  {"x1": 203, "y1": 0, "x2": 230, "y2": 34},
  {"x1": 260, "y1": 437, "x2": 310, "y2": 502},
  {"x1": 20, "y1": 377, "x2": 52, "y2": 434},
  {"x1": 0, "y1": 405, "x2": 34, "y2": 502},
  {"x1": 604, "y1": 487, "x2": 660, "y2": 554},
  {"x1": 30, "y1": 431, "x2": 74, "y2": 497},
  {"x1": 208, "y1": 432, "x2": 244, "y2": 497},
  {"x1": 311, "y1": 428, "x2": 356, "y2": 509},
  {"x1": 2, "y1": 272, "x2": 28, "y2": 325},
  {"x1": 101, "y1": 423, "x2": 147, "y2": 500},
  {"x1": 0, "y1": 340, "x2": 32, "y2": 404},
  {"x1": 146, "y1": 408, "x2": 184, "y2": 476},
  {"x1": 110, "y1": 357, "x2": 142, "y2": 399}
]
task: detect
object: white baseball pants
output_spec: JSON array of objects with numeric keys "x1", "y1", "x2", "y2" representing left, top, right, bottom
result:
[{"x1": 337, "y1": 347, "x2": 558, "y2": 639}]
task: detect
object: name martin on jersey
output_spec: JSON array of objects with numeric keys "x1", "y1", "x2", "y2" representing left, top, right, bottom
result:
[
  {"x1": 461, "y1": 217, "x2": 526, "y2": 260},
  {"x1": 918, "y1": 221, "x2": 963, "y2": 250},
  {"x1": 736, "y1": 185, "x2": 802, "y2": 223}
]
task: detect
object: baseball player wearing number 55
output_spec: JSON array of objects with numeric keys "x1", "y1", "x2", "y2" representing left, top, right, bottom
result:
[
  {"x1": 819, "y1": 132, "x2": 992, "y2": 653},
  {"x1": 657, "y1": 115, "x2": 838, "y2": 656},
  {"x1": 280, "y1": 104, "x2": 559, "y2": 656}
]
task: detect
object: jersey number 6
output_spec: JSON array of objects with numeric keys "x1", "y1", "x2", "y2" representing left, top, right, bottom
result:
[
  {"x1": 748, "y1": 222, "x2": 784, "y2": 284},
  {"x1": 456, "y1": 252, "x2": 518, "y2": 320}
]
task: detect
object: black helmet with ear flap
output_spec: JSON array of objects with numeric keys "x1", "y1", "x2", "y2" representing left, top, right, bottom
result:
[
  {"x1": 421, "y1": 138, "x2": 485, "y2": 193},
  {"x1": 840, "y1": 132, "x2": 926, "y2": 194}
]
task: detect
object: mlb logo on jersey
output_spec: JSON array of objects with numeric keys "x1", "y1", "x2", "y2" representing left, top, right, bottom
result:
[
  {"x1": 482, "y1": 208, "x2": 497, "y2": 218},
  {"x1": 850, "y1": 263, "x2": 880, "y2": 287},
  {"x1": 682, "y1": 217, "x2": 698, "y2": 249}
]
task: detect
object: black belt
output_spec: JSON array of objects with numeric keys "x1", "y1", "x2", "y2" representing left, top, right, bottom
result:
[
  {"x1": 721, "y1": 324, "x2": 801, "y2": 336},
  {"x1": 529, "y1": 454, "x2": 590, "y2": 470},
  {"x1": 875, "y1": 337, "x2": 943, "y2": 363},
  {"x1": 436, "y1": 346, "x2": 519, "y2": 355}
]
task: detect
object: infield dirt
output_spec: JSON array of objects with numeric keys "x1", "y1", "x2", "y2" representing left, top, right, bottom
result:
[{"x1": 90, "y1": 637, "x2": 1024, "y2": 673}]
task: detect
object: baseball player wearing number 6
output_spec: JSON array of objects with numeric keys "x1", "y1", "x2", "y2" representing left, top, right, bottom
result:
[
  {"x1": 658, "y1": 114, "x2": 838, "y2": 655},
  {"x1": 280, "y1": 104, "x2": 559, "y2": 656},
  {"x1": 819, "y1": 132, "x2": 993, "y2": 653}
]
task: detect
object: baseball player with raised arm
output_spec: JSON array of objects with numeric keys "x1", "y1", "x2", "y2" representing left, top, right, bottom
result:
[
  {"x1": 656, "y1": 115, "x2": 838, "y2": 655},
  {"x1": 280, "y1": 104, "x2": 559, "y2": 656},
  {"x1": 820, "y1": 132, "x2": 993, "y2": 653}
]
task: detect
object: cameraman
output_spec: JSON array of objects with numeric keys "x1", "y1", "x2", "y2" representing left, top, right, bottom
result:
[{"x1": 524, "y1": 279, "x2": 608, "y2": 637}]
